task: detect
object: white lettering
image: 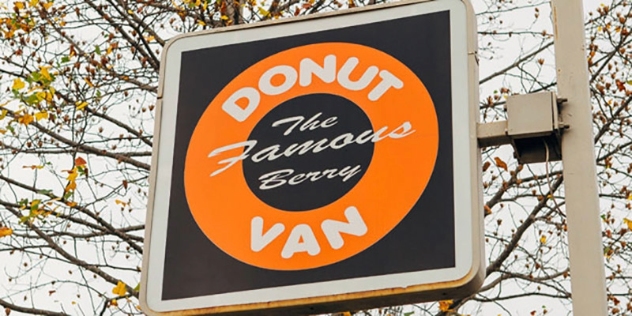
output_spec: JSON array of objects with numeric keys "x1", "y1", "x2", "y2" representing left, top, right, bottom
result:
[
  {"x1": 272, "y1": 115, "x2": 304, "y2": 136},
  {"x1": 259, "y1": 65, "x2": 297, "y2": 96},
  {"x1": 338, "y1": 165, "x2": 362, "y2": 182},
  {"x1": 222, "y1": 87, "x2": 260, "y2": 122},
  {"x1": 251, "y1": 216, "x2": 285, "y2": 252},
  {"x1": 208, "y1": 140, "x2": 257, "y2": 176},
  {"x1": 251, "y1": 145, "x2": 283, "y2": 162},
  {"x1": 321, "y1": 206, "x2": 367, "y2": 250},
  {"x1": 337, "y1": 57, "x2": 379, "y2": 91},
  {"x1": 299, "y1": 55, "x2": 336, "y2": 87},
  {"x1": 388, "y1": 121, "x2": 416, "y2": 138},
  {"x1": 257, "y1": 165, "x2": 362, "y2": 190},
  {"x1": 259, "y1": 169, "x2": 293, "y2": 190},
  {"x1": 368, "y1": 70, "x2": 404, "y2": 101},
  {"x1": 329, "y1": 133, "x2": 355, "y2": 149},
  {"x1": 281, "y1": 224, "x2": 320, "y2": 258}
]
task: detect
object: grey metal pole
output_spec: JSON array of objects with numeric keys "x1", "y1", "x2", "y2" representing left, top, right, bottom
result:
[{"x1": 551, "y1": 0, "x2": 607, "y2": 315}]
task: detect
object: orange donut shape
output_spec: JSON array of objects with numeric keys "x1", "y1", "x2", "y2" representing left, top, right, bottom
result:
[{"x1": 184, "y1": 42, "x2": 439, "y2": 270}]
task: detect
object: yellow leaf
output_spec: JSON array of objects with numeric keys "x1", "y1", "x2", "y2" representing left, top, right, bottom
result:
[
  {"x1": 220, "y1": 15, "x2": 229, "y2": 20},
  {"x1": 40, "y1": 66, "x2": 52, "y2": 81},
  {"x1": 34, "y1": 111, "x2": 48, "y2": 121},
  {"x1": 341, "y1": 312, "x2": 351, "y2": 316},
  {"x1": 439, "y1": 300, "x2": 453, "y2": 312},
  {"x1": 110, "y1": 299, "x2": 118, "y2": 307},
  {"x1": 146, "y1": 35, "x2": 155, "y2": 42},
  {"x1": 112, "y1": 281, "x2": 127, "y2": 296},
  {"x1": 29, "y1": 0, "x2": 37, "y2": 6},
  {"x1": 66, "y1": 201, "x2": 77, "y2": 207},
  {"x1": 0, "y1": 227, "x2": 13, "y2": 237},
  {"x1": 540, "y1": 235, "x2": 547, "y2": 244},
  {"x1": 258, "y1": 7, "x2": 269, "y2": 16},
  {"x1": 15, "y1": 2, "x2": 25, "y2": 9},
  {"x1": 623, "y1": 218, "x2": 632, "y2": 230},
  {"x1": 114, "y1": 199, "x2": 127, "y2": 206},
  {"x1": 12, "y1": 78, "x2": 25, "y2": 90},
  {"x1": 42, "y1": 2, "x2": 53, "y2": 10},
  {"x1": 84, "y1": 77, "x2": 94, "y2": 87},
  {"x1": 66, "y1": 167, "x2": 78, "y2": 181},
  {"x1": 36, "y1": 91, "x2": 46, "y2": 101},
  {"x1": 76, "y1": 101, "x2": 88, "y2": 110}
]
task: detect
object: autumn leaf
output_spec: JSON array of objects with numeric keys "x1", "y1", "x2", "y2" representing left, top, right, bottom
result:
[
  {"x1": 438, "y1": 300, "x2": 453, "y2": 312},
  {"x1": 540, "y1": 235, "x2": 547, "y2": 244},
  {"x1": 623, "y1": 218, "x2": 632, "y2": 230},
  {"x1": 494, "y1": 157, "x2": 508, "y2": 171},
  {"x1": 0, "y1": 227, "x2": 13, "y2": 238},
  {"x1": 66, "y1": 167, "x2": 78, "y2": 182},
  {"x1": 40, "y1": 66, "x2": 52, "y2": 81},
  {"x1": 482, "y1": 161, "x2": 491, "y2": 172},
  {"x1": 258, "y1": 7, "x2": 270, "y2": 16},
  {"x1": 114, "y1": 199, "x2": 127, "y2": 206},
  {"x1": 23, "y1": 165, "x2": 44, "y2": 170},
  {"x1": 65, "y1": 181, "x2": 76, "y2": 191},
  {"x1": 75, "y1": 157, "x2": 87, "y2": 166},
  {"x1": 112, "y1": 281, "x2": 126, "y2": 296},
  {"x1": 110, "y1": 299, "x2": 118, "y2": 307},
  {"x1": 12, "y1": 78, "x2": 25, "y2": 90},
  {"x1": 76, "y1": 101, "x2": 88, "y2": 110},
  {"x1": 34, "y1": 111, "x2": 48, "y2": 121},
  {"x1": 484, "y1": 205, "x2": 492, "y2": 215},
  {"x1": 84, "y1": 77, "x2": 94, "y2": 87},
  {"x1": 18, "y1": 113, "x2": 34, "y2": 125}
]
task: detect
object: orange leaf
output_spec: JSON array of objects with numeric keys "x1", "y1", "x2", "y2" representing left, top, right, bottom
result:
[
  {"x1": 75, "y1": 157, "x2": 87, "y2": 166},
  {"x1": 494, "y1": 157, "x2": 508, "y2": 171},
  {"x1": 482, "y1": 161, "x2": 491, "y2": 172},
  {"x1": 438, "y1": 300, "x2": 453, "y2": 312},
  {"x1": 0, "y1": 227, "x2": 13, "y2": 237},
  {"x1": 65, "y1": 181, "x2": 76, "y2": 191}
]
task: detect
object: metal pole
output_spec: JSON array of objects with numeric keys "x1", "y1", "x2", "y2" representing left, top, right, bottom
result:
[{"x1": 551, "y1": 0, "x2": 607, "y2": 315}]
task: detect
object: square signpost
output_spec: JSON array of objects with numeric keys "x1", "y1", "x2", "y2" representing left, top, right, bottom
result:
[{"x1": 141, "y1": 0, "x2": 484, "y2": 314}]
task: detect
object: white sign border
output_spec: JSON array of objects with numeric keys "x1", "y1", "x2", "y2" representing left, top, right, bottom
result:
[{"x1": 141, "y1": 0, "x2": 482, "y2": 313}]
